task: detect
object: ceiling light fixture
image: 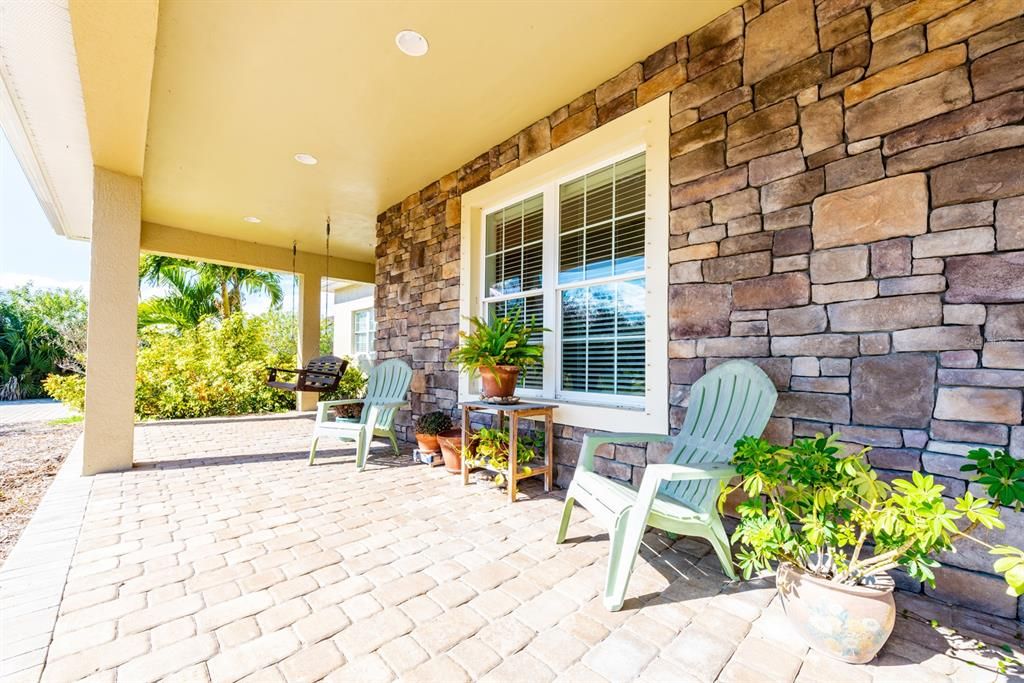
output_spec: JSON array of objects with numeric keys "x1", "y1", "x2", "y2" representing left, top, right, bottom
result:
[
  {"x1": 243, "y1": 216, "x2": 261, "y2": 223},
  {"x1": 294, "y1": 153, "x2": 318, "y2": 165},
  {"x1": 395, "y1": 30, "x2": 428, "y2": 57}
]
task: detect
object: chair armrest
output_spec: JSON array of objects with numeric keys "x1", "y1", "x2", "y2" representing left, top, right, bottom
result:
[
  {"x1": 578, "y1": 432, "x2": 673, "y2": 473},
  {"x1": 267, "y1": 367, "x2": 301, "y2": 374},
  {"x1": 315, "y1": 398, "x2": 365, "y2": 423}
]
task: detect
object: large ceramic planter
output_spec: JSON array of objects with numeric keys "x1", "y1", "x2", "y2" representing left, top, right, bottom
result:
[
  {"x1": 479, "y1": 365, "x2": 519, "y2": 399},
  {"x1": 436, "y1": 430, "x2": 463, "y2": 474},
  {"x1": 776, "y1": 562, "x2": 895, "y2": 664}
]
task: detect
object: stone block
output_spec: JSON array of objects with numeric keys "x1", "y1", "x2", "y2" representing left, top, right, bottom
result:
[
  {"x1": 596, "y1": 64, "x2": 642, "y2": 107},
  {"x1": 754, "y1": 54, "x2": 832, "y2": 108},
  {"x1": 868, "y1": 25, "x2": 925, "y2": 75},
  {"x1": 845, "y1": 67, "x2": 972, "y2": 141},
  {"x1": 850, "y1": 353, "x2": 937, "y2": 428},
  {"x1": 670, "y1": 243, "x2": 718, "y2": 263},
  {"x1": 743, "y1": 0, "x2": 818, "y2": 84},
  {"x1": 670, "y1": 143, "x2": 725, "y2": 185},
  {"x1": 690, "y1": 37, "x2": 744, "y2": 80},
  {"x1": 931, "y1": 420, "x2": 1009, "y2": 446},
  {"x1": 940, "y1": 350, "x2": 978, "y2": 368},
  {"x1": 878, "y1": 275, "x2": 946, "y2": 296},
  {"x1": 824, "y1": 150, "x2": 884, "y2": 192},
  {"x1": 868, "y1": 448, "x2": 920, "y2": 471},
  {"x1": 932, "y1": 148, "x2": 1024, "y2": 207},
  {"x1": 985, "y1": 304, "x2": 1024, "y2": 341},
  {"x1": 771, "y1": 334, "x2": 860, "y2": 357},
  {"x1": 774, "y1": 255, "x2": 809, "y2": 272},
  {"x1": 943, "y1": 304, "x2": 986, "y2": 326},
  {"x1": 696, "y1": 336, "x2": 770, "y2": 358},
  {"x1": 518, "y1": 119, "x2": 551, "y2": 164},
  {"x1": 871, "y1": 0, "x2": 971, "y2": 41},
  {"x1": 727, "y1": 100, "x2": 797, "y2": 147},
  {"x1": 809, "y1": 245, "x2": 869, "y2": 284},
  {"x1": 706, "y1": 356, "x2": 792, "y2": 390},
  {"x1": 771, "y1": 227, "x2": 812, "y2": 256},
  {"x1": 748, "y1": 149, "x2": 805, "y2": 186},
  {"x1": 670, "y1": 261, "x2": 704, "y2": 283},
  {"x1": 860, "y1": 333, "x2": 891, "y2": 355},
  {"x1": 690, "y1": 7, "x2": 744, "y2": 58},
  {"x1": 732, "y1": 320, "x2": 768, "y2": 336},
  {"x1": 882, "y1": 92, "x2": 1024, "y2": 156},
  {"x1": 800, "y1": 97, "x2": 844, "y2": 156},
  {"x1": 768, "y1": 305, "x2": 827, "y2": 336},
  {"x1": 792, "y1": 356, "x2": 820, "y2": 377},
  {"x1": 892, "y1": 325, "x2": 983, "y2": 352},
  {"x1": 946, "y1": 253, "x2": 1024, "y2": 303},
  {"x1": 847, "y1": 137, "x2": 880, "y2": 154},
  {"x1": 820, "y1": 358, "x2": 851, "y2": 376},
  {"x1": 670, "y1": 203, "x2": 712, "y2": 235},
  {"x1": 669, "y1": 284, "x2": 732, "y2": 339},
  {"x1": 813, "y1": 281, "x2": 878, "y2": 304},
  {"x1": 703, "y1": 252, "x2": 771, "y2": 283},
  {"x1": 726, "y1": 126, "x2": 800, "y2": 166},
  {"x1": 972, "y1": 42, "x2": 1024, "y2": 101},
  {"x1": 889, "y1": 125, "x2": 1024, "y2": 176},
  {"x1": 913, "y1": 258, "x2": 944, "y2": 276},
  {"x1": 764, "y1": 206, "x2": 811, "y2": 231},
  {"x1": 983, "y1": 341, "x2": 1024, "y2": 369},
  {"x1": 551, "y1": 106, "x2": 597, "y2": 148},
  {"x1": 637, "y1": 63, "x2": 686, "y2": 106},
  {"x1": 712, "y1": 189, "x2": 760, "y2": 223},
  {"x1": 928, "y1": 0, "x2": 1023, "y2": 49},
  {"x1": 761, "y1": 170, "x2": 824, "y2": 214},
  {"x1": 969, "y1": 15, "x2": 1024, "y2": 58},
  {"x1": 938, "y1": 368, "x2": 1024, "y2": 388},
  {"x1": 727, "y1": 215, "x2": 762, "y2": 236},
  {"x1": 775, "y1": 392, "x2": 851, "y2": 424},
  {"x1": 671, "y1": 63, "x2": 742, "y2": 113},
  {"x1": 820, "y1": 9, "x2": 868, "y2": 50},
  {"x1": 670, "y1": 116, "x2": 726, "y2": 157},
  {"x1": 996, "y1": 196, "x2": 1024, "y2": 251},
  {"x1": 1013, "y1": 426, "x2": 1024, "y2": 458},
  {"x1": 733, "y1": 272, "x2": 810, "y2": 310},
  {"x1": 934, "y1": 386, "x2": 1023, "y2": 424},
  {"x1": 792, "y1": 377, "x2": 848, "y2": 393},
  {"x1": 828, "y1": 294, "x2": 942, "y2": 332},
  {"x1": 870, "y1": 238, "x2": 912, "y2": 278},
  {"x1": 720, "y1": 232, "x2": 773, "y2": 257},
  {"x1": 671, "y1": 167, "x2": 748, "y2": 208},
  {"x1": 930, "y1": 202, "x2": 994, "y2": 232},
  {"x1": 688, "y1": 224, "x2": 727, "y2": 245},
  {"x1": 806, "y1": 143, "x2": 847, "y2": 169},
  {"x1": 811, "y1": 174, "x2": 928, "y2": 249},
  {"x1": 833, "y1": 34, "x2": 870, "y2": 73},
  {"x1": 840, "y1": 425, "x2": 904, "y2": 447},
  {"x1": 700, "y1": 86, "x2": 753, "y2": 119},
  {"x1": 670, "y1": 359, "x2": 707, "y2": 385},
  {"x1": 844, "y1": 45, "x2": 966, "y2": 107}
]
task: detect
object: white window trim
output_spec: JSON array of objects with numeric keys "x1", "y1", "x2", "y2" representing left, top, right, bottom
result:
[{"x1": 459, "y1": 96, "x2": 670, "y2": 434}]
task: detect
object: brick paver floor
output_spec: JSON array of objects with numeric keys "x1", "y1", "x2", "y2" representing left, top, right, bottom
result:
[{"x1": 2, "y1": 414, "x2": 1021, "y2": 682}]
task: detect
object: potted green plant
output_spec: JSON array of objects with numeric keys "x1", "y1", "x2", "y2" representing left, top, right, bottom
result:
[
  {"x1": 463, "y1": 426, "x2": 541, "y2": 487},
  {"x1": 414, "y1": 411, "x2": 452, "y2": 454},
  {"x1": 320, "y1": 361, "x2": 368, "y2": 420},
  {"x1": 723, "y1": 433, "x2": 1024, "y2": 664},
  {"x1": 448, "y1": 309, "x2": 544, "y2": 399}
]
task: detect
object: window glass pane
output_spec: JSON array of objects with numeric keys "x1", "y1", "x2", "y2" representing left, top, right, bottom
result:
[
  {"x1": 585, "y1": 222, "x2": 613, "y2": 280},
  {"x1": 559, "y1": 229, "x2": 584, "y2": 285},
  {"x1": 487, "y1": 295, "x2": 544, "y2": 390},
  {"x1": 560, "y1": 177, "x2": 585, "y2": 233},
  {"x1": 614, "y1": 214, "x2": 645, "y2": 275},
  {"x1": 585, "y1": 166, "x2": 614, "y2": 226},
  {"x1": 559, "y1": 279, "x2": 645, "y2": 397},
  {"x1": 485, "y1": 194, "x2": 543, "y2": 296}
]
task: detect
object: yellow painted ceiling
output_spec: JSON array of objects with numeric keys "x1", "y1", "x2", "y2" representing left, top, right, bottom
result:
[{"x1": 139, "y1": 0, "x2": 741, "y2": 262}]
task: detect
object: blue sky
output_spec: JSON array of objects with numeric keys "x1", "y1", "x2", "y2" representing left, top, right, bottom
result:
[{"x1": 0, "y1": 128, "x2": 290, "y2": 314}]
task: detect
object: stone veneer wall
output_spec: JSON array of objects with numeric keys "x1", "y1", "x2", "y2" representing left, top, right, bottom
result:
[{"x1": 375, "y1": 0, "x2": 1024, "y2": 618}]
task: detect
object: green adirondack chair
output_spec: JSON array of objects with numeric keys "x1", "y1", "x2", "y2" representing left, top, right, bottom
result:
[
  {"x1": 556, "y1": 360, "x2": 778, "y2": 611},
  {"x1": 308, "y1": 358, "x2": 413, "y2": 470}
]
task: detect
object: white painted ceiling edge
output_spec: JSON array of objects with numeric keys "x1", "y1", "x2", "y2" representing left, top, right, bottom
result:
[{"x1": 0, "y1": 0, "x2": 94, "y2": 240}]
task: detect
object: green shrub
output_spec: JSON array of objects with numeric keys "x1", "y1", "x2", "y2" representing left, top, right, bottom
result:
[
  {"x1": 42, "y1": 373, "x2": 86, "y2": 413},
  {"x1": 133, "y1": 313, "x2": 295, "y2": 419}
]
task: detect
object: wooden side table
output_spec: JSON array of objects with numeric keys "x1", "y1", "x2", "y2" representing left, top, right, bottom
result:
[{"x1": 460, "y1": 401, "x2": 555, "y2": 503}]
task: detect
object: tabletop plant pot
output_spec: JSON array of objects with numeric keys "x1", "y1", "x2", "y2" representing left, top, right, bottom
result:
[
  {"x1": 479, "y1": 365, "x2": 520, "y2": 399},
  {"x1": 436, "y1": 430, "x2": 463, "y2": 473},
  {"x1": 414, "y1": 410, "x2": 452, "y2": 454},
  {"x1": 776, "y1": 562, "x2": 895, "y2": 664},
  {"x1": 331, "y1": 402, "x2": 362, "y2": 421}
]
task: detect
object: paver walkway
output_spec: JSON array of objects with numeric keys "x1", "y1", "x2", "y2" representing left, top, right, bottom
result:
[
  {"x1": 0, "y1": 400, "x2": 71, "y2": 425},
  {"x1": 1, "y1": 414, "x2": 1020, "y2": 682}
]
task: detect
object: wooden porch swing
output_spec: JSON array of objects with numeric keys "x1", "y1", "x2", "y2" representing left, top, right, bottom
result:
[{"x1": 266, "y1": 219, "x2": 347, "y2": 394}]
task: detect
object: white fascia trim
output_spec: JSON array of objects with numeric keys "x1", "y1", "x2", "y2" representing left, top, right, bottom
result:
[{"x1": 458, "y1": 95, "x2": 671, "y2": 434}]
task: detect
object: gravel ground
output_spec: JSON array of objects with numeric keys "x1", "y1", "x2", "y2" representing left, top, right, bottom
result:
[{"x1": 0, "y1": 419, "x2": 81, "y2": 563}]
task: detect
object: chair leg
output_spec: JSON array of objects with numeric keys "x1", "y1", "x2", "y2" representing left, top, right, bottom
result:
[
  {"x1": 707, "y1": 515, "x2": 738, "y2": 581},
  {"x1": 556, "y1": 495, "x2": 575, "y2": 544},
  {"x1": 356, "y1": 431, "x2": 370, "y2": 471},
  {"x1": 603, "y1": 509, "x2": 645, "y2": 612},
  {"x1": 308, "y1": 436, "x2": 319, "y2": 466},
  {"x1": 387, "y1": 430, "x2": 399, "y2": 456}
]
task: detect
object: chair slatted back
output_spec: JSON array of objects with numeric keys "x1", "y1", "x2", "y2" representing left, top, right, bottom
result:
[
  {"x1": 361, "y1": 359, "x2": 413, "y2": 428},
  {"x1": 301, "y1": 356, "x2": 348, "y2": 391},
  {"x1": 659, "y1": 361, "x2": 777, "y2": 513}
]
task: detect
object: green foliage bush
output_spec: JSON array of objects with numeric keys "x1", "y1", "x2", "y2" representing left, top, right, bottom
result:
[
  {"x1": 42, "y1": 373, "x2": 86, "y2": 413},
  {"x1": 134, "y1": 314, "x2": 296, "y2": 419}
]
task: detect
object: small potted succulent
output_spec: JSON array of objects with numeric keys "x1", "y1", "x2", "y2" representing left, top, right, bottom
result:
[
  {"x1": 463, "y1": 426, "x2": 541, "y2": 488},
  {"x1": 414, "y1": 411, "x2": 452, "y2": 454},
  {"x1": 448, "y1": 308, "x2": 544, "y2": 400},
  {"x1": 723, "y1": 433, "x2": 1024, "y2": 664}
]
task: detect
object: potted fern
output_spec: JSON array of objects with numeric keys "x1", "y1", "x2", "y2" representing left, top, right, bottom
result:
[
  {"x1": 448, "y1": 308, "x2": 545, "y2": 400},
  {"x1": 723, "y1": 433, "x2": 1024, "y2": 664}
]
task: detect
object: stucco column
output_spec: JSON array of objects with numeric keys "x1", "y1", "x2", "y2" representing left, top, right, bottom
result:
[
  {"x1": 82, "y1": 168, "x2": 141, "y2": 475},
  {"x1": 297, "y1": 270, "x2": 322, "y2": 411}
]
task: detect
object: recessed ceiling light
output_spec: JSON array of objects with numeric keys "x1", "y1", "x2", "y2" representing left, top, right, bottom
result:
[
  {"x1": 294, "y1": 153, "x2": 318, "y2": 165},
  {"x1": 395, "y1": 30, "x2": 428, "y2": 57},
  {"x1": 243, "y1": 216, "x2": 261, "y2": 223}
]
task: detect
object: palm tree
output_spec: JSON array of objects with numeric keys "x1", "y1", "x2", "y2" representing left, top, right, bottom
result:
[{"x1": 139, "y1": 256, "x2": 284, "y2": 327}]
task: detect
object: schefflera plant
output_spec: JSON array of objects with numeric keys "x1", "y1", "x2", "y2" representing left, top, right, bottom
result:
[{"x1": 721, "y1": 432, "x2": 1024, "y2": 596}]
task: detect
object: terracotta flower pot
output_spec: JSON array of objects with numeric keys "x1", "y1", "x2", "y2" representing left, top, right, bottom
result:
[
  {"x1": 436, "y1": 430, "x2": 463, "y2": 474},
  {"x1": 479, "y1": 365, "x2": 519, "y2": 398},
  {"x1": 776, "y1": 562, "x2": 895, "y2": 664},
  {"x1": 415, "y1": 433, "x2": 440, "y2": 453}
]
